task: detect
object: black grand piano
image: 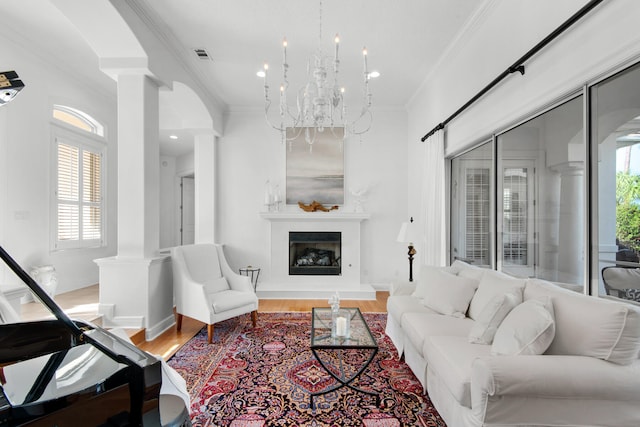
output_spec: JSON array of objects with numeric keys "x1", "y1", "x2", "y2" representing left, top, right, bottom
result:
[{"x1": 0, "y1": 246, "x2": 189, "y2": 426}]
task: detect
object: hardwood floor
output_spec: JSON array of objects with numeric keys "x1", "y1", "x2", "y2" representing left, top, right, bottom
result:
[
  {"x1": 139, "y1": 293, "x2": 389, "y2": 359},
  {"x1": 20, "y1": 286, "x2": 389, "y2": 360}
]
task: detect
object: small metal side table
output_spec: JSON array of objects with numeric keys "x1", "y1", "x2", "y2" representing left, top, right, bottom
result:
[{"x1": 239, "y1": 266, "x2": 260, "y2": 291}]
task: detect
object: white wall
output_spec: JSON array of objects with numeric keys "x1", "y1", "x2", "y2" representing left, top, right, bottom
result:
[
  {"x1": 0, "y1": 37, "x2": 117, "y2": 294},
  {"x1": 407, "y1": 0, "x2": 640, "y2": 270},
  {"x1": 159, "y1": 155, "x2": 177, "y2": 249},
  {"x1": 216, "y1": 109, "x2": 409, "y2": 287}
]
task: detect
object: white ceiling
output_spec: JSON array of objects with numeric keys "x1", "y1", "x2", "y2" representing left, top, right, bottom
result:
[{"x1": 0, "y1": 0, "x2": 485, "y2": 155}]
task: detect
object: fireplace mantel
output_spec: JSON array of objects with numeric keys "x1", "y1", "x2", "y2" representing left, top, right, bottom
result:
[
  {"x1": 260, "y1": 212, "x2": 370, "y2": 222},
  {"x1": 258, "y1": 210, "x2": 375, "y2": 300}
]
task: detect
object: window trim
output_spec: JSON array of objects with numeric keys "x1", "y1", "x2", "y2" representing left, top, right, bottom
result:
[
  {"x1": 50, "y1": 123, "x2": 107, "y2": 251},
  {"x1": 52, "y1": 104, "x2": 105, "y2": 137}
]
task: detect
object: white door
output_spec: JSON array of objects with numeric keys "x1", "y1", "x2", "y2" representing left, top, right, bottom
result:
[
  {"x1": 181, "y1": 176, "x2": 195, "y2": 245},
  {"x1": 451, "y1": 159, "x2": 493, "y2": 267},
  {"x1": 500, "y1": 160, "x2": 536, "y2": 277}
]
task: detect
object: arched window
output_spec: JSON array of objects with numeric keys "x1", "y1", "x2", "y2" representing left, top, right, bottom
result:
[
  {"x1": 51, "y1": 105, "x2": 106, "y2": 250},
  {"x1": 53, "y1": 104, "x2": 104, "y2": 137}
]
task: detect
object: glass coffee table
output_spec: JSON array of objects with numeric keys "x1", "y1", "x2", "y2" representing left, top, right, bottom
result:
[{"x1": 310, "y1": 307, "x2": 379, "y2": 409}]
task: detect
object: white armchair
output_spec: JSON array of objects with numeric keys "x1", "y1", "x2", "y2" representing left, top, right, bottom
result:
[{"x1": 171, "y1": 243, "x2": 258, "y2": 343}]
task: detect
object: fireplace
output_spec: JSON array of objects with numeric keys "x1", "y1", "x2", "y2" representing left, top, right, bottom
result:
[
  {"x1": 289, "y1": 231, "x2": 341, "y2": 276},
  {"x1": 259, "y1": 212, "x2": 374, "y2": 299}
]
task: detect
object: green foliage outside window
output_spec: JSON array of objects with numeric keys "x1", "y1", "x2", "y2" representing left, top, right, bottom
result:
[{"x1": 616, "y1": 172, "x2": 640, "y2": 253}]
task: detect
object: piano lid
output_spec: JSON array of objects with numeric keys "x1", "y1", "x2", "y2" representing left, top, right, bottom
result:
[{"x1": 0, "y1": 245, "x2": 164, "y2": 426}]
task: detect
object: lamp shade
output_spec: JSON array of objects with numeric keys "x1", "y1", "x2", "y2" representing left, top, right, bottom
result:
[{"x1": 396, "y1": 222, "x2": 416, "y2": 244}]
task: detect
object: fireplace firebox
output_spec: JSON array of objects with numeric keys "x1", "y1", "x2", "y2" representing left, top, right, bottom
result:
[{"x1": 289, "y1": 232, "x2": 341, "y2": 276}]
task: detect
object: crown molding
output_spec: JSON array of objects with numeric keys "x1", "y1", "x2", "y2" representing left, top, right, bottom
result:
[
  {"x1": 406, "y1": 0, "x2": 500, "y2": 110},
  {"x1": 0, "y1": 19, "x2": 116, "y2": 104},
  {"x1": 127, "y1": 0, "x2": 227, "y2": 114}
]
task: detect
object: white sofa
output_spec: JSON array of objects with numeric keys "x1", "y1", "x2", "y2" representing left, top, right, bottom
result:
[{"x1": 385, "y1": 261, "x2": 640, "y2": 427}]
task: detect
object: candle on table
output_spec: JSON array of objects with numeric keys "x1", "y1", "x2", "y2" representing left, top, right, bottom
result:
[{"x1": 336, "y1": 316, "x2": 347, "y2": 336}]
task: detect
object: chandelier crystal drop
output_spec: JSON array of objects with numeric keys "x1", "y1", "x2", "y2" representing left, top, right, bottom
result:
[{"x1": 259, "y1": 0, "x2": 374, "y2": 151}]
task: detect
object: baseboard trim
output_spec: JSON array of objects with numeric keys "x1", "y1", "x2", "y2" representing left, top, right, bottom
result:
[{"x1": 145, "y1": 313, "x2": 176, "y2": 342}]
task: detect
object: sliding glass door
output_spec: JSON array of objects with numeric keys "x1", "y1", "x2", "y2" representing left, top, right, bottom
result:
[
  {"x1": 591, "y1": 63, "x2": 640, "y2": 302},
  {"x1": 450, "y1": 95, "x2": 585, "y2": 291},
  {"x1": 496, "y1": 95, "x2": 584, "y2": 289}
]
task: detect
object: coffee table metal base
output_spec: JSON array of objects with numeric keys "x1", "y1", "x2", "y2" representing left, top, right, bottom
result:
[{"x1": 309, "y1": 347, "x2": 379, "y2": 410}]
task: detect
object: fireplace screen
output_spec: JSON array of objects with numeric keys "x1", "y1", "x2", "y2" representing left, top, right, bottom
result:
[{"x1": 289, "y1": 232, "x2": 341, "y2": 276}]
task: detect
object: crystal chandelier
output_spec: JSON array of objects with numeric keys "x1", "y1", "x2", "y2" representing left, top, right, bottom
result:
[{"x1": 258, "y1": 0, "x2": 375, "y2": 150}]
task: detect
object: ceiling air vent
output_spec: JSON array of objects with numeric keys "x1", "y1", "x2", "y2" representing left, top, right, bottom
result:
[{"x1": 194, "y1": 48, "x2": 210, "y2": 60}]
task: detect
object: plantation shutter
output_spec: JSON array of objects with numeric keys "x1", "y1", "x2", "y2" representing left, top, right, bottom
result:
[
  {"x1": 56, "y1": 138, "x2": 103, "y2": 248},
  {"x1": 82, "y1": 150, "x2": 101, "y2": 240},
  {"x1": 465, "y1": 168, "x2": 490, "y2": 265},
  {"x1": 57, "y1": 142, "x2": 80, "y2": 241}
]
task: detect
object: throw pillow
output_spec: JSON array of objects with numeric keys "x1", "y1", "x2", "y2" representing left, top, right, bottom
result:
[
  {"x1": 204, "y1": 276, "x2": 229, "y2": 294},
  {"x1": 449, "y1": 260, "x2": 478, "y2": 275},
  {"x1": 458, "y1": 267, "x2": 486, "y2": 282},
  {"x1": 421, "y1": 268, "x2": 479, "y2": 318},
  {"x1": 468, "y1": 271, "x2": 526, "y2": 320},
  {"x1": 412, "y1": 265, "x2": 454, "y2": 302},
  {"x1": 468, "y1": 290, "x2": 520, "y2": 344},
  {"x1": 491, "y1": 297, "x2": 556, "y2": 356}
]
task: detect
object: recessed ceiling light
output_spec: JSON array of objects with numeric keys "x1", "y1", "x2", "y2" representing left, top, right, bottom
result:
[
  {"x1": 256, "y1": 70, "x2": 266, "y2": 78},
  {"x1": 368, "y1": 71, "x2": 380, "y2": 79},
  {"x1": 169, "y1": 135, "x2": 178, "y2": 140}
]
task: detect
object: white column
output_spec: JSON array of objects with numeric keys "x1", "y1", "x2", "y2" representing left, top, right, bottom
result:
[
  {"x1": 194, "y1": 133, "x2": 216, "y2": 243},
  {"x1": 95, "y1": 73, "x2": 174, "y2": 340},
  {"x1": 116, "y1": 74, "x2": 160, "y2": 258},
  {"x1": 556, "y1": 162, "x2": 584, "y2": 285}
]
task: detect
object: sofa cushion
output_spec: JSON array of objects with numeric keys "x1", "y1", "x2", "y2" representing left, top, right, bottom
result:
[
  {"x1": 402, "y1": 312, "x2": 474, "y2": 358},
  {"x1": 204, "y1": 276, "x2": 230, "y2": 294},
  {"x1": 468, "y1": 291, "x2": 520, "y2": 344},
  {"x1": 421, "y1": 268, "x2": 479, "y2": 318},
  {"x1": 386, "y1": 294, "x2": 436, "y2": 326},
  {"x1": 209, "y1": 289, "x2": 257, "y2": 313},
  {"x1": 412, "y1": 265, "x2": 455, "y2": 301},
  {"x1": 449, "y1": 260, "x2": 479, "y2": 275},
  {"x1": 525, "y1": 278, "x2": 640, "y2": 365},
  {"x1": 468, "y1": 271, "x2": 526, "y2": 320},
  {"x1": 458, "y1": 266, "x2": 487, "y2": 281},
  {"x1": 423, "y1": 335, "x2": 491, "y2": 408},
  {"x1": 491, "y1": 297, "x2": 555, "y2": 356}
]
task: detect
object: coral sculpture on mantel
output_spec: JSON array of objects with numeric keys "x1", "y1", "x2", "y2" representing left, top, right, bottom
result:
[{"x1": 298, "y1": 201, "x2": 339, "y2": 212}]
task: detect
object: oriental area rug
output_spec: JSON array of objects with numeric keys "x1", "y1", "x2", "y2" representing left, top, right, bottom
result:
[{"x1": 167, "y1": 312, "x2": 446, "y2": 427}]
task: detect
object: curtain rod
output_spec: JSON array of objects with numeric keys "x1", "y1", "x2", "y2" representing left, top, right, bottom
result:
[{"x1": 420, "y1": 0, "x2": 605, "y2": 142}]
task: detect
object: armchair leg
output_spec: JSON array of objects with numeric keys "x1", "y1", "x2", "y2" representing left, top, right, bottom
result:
[
  {"x1": 207, "y1": 324, "x2": 214, "y2": 344},
  {"x1": 176, "y1": 313, "x2": 183, "y2": 332},
  {"x1": 251, "y1": 310, "x2": 258, "y2": 327}
]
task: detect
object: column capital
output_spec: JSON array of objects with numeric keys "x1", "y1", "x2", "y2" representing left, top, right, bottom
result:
[{"x1": 549, "y1": 161, "x2": 584, "y2": 176}]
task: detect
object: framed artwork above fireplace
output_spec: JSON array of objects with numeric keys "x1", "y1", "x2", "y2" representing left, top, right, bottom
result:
[{"x1": 286, "y1": 127, "x2": 344, "y2": 205}]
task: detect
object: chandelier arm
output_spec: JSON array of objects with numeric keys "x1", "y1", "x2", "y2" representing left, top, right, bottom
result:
[
  {"x1": 347, "y1": 109, "x2": 373, "y2": 136},
  {"x1": 264, "y1": 97, "x2": 303, "y2": 134}
]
